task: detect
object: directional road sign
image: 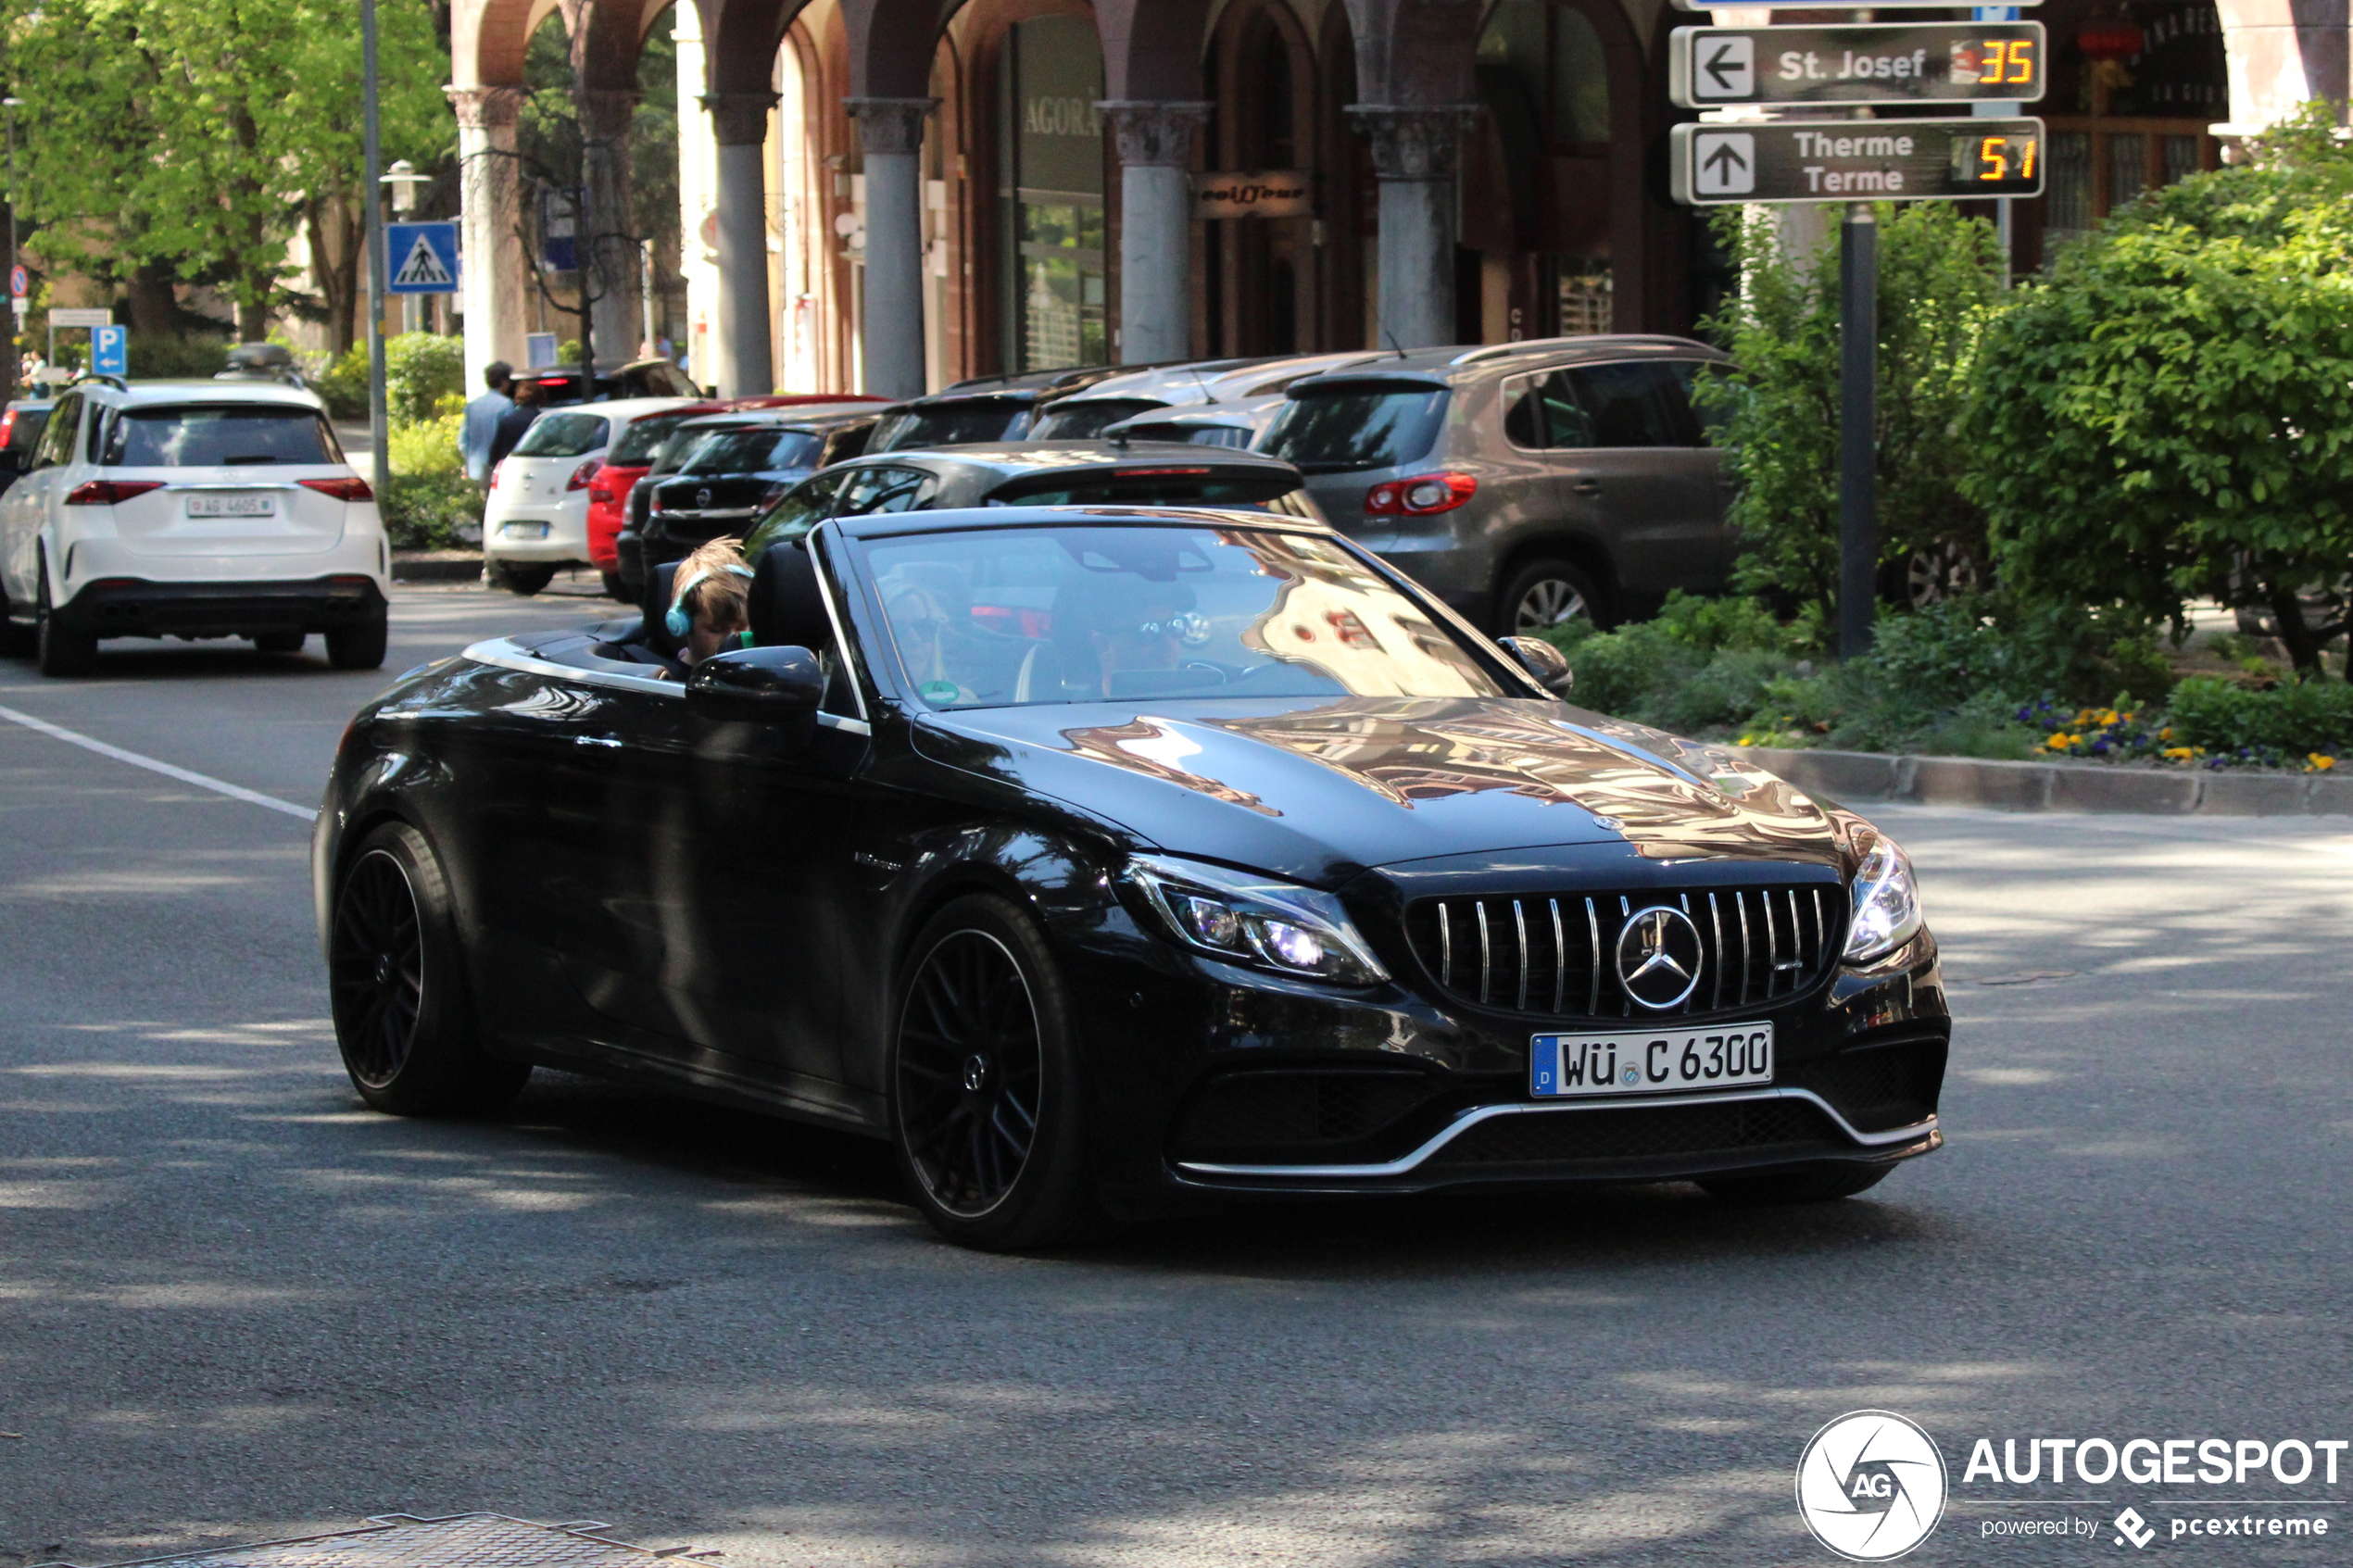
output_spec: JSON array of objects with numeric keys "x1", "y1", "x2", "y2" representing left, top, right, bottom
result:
[
  {"x1": 91, "y1": 323, "x2": 127, "y2": 378},
  {"x1": 386, "y1": 220, "x2": 460, "y2": 295},
  {"x1": 1671, "y1": 22, "x2": 2045, "y2": 107},
  {"x1": 1675, "y1": 0, "x2": 2036, "y2": 9},
  {"x1": 1670, "y1": 118, "x2": 2046, "y2": 205}
]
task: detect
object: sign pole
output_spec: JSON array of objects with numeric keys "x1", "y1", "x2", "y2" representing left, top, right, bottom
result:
[
  {"x1": 361, "y1": 0, "x2": 389, "y2": 497},
  {"x1": 1838, "y1": 201, "x2": 1877, "y2": 659}
]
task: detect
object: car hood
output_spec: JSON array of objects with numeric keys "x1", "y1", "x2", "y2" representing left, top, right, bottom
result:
[{"x1": 912, "y1": 696, "x2": 1843, "y2": 886}]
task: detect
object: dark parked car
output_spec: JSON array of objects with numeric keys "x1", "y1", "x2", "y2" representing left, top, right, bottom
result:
[
  {"x1": 864, "y1": 364, "x2": 1179, "y2": 453},
  {"x1": 0, "y1": 396, "x2": 54, "y2": 497},
  {"x1": 615, "y1": 404, "x2": 882, "y2": 602},
  {"x1": 513, "y1": 359, "x2": 704, "y2": 406},
  {"x1": 733, "y1": 442, "x2": 1324, "y2": 559},
  {"x1": 1263, "y1": 335, "x2": 1735, "y2": 634},
  {"x1": 315, "y1": 504, "x2": 1947, "y2": 1249}
]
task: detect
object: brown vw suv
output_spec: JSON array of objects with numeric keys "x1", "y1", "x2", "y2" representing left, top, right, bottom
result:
[{"x1": 1261, "y1": 335, "x2": 1733, "y2": 633}]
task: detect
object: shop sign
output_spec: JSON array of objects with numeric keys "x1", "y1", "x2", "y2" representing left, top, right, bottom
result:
[{"x1": 1193, "y1": 170, "x2": 1312, "y2": 220}]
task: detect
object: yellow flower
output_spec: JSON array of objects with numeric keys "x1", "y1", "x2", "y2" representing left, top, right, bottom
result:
[
  {"x1": 2045, "y1": 733, "x2": 2079, "y2": 750},
  {"x1": 2163, "y1": 746, "x2": 2196, "y2": 760},
  {"x1": 2096, "y1": 709, "x2": 2120, "y2": 727},
  {"x1": 1736, "y1": 736, "x2": 1755, "y2": 746},
  {"x1": 2310, "y1": 754, "x2": 2336, "y2": 771},
  {"x1": 2159, "y1": 726, "x2": 2174, "y2": 741}
]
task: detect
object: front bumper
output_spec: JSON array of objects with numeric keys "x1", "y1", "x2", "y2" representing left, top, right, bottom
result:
[{"x1": 58, "y1": 574, "x2": 388, "y2": 639}]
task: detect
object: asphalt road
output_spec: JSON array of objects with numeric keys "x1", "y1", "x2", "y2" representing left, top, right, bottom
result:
[{"x1": 1, "y1": 585, "x2": 2348, "y2": 1567}]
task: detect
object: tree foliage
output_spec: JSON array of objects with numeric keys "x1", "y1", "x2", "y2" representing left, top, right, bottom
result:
[
  {"x1": 2, "y1": 0, "x2": 450, "y2": 338},
  {"x1": 1965, "y1": 105, "x2": 2353, "y2": 673},
  {"x1": 1699, "y1": 202, "x2": 2006, "y2": 633}
]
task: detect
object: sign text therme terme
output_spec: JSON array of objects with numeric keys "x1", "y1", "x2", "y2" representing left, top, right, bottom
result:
[{"x1": 1663, "y1": 0, "x2": 2046, "y2": 657}]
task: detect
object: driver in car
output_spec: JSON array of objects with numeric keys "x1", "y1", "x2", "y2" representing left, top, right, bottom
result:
[{"x1": 1086, "y1": 581, "x2": 1202, "y2": 697}]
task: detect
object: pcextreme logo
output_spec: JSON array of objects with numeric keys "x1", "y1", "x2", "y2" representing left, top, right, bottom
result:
[{"x1": 1796, "y1": 1410, "x2": 1950, "y2": 1562}]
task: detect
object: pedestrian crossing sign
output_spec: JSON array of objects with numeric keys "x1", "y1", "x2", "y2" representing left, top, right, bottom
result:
[{"x1": 387, "y1": 221, "x2": 459, "y2": 295}]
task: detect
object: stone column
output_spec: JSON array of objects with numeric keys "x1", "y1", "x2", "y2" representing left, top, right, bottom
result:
[
  {"x1": 2212, "y1": 0, "x2": 2349, "y2": 139},
  {"x1": 847, "y1": 97, "x2": 936, "y2": 399},
  {"x1": 450, "y1": 86, "x2": 527, "y2": 387},
  {"x1": 703, "y1": 92, "x2": 780, "y2": 397},
  {"x1": 578, "y1": 87, "x2": 642, "y2": 366},
  {"x1": 1099, "y1": 101, "x2": 1210, "y2": 364},
  {"x1": 1350, "y1": 106, "x2": 1478, "y2": 350}
]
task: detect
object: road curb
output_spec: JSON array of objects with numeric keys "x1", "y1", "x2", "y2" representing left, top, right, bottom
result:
[{"x1": 1745, "y1": 746, "x2": 2353, "y2": 817}]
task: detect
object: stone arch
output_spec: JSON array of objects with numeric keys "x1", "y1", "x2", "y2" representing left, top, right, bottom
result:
[{"x1": 1346, "y1": 0, "x2": 1484, "y2": 106}]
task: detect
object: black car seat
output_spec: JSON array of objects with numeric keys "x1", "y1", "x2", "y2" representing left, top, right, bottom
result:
[
  {"x1": 592, "y1": 558, "x2": 690, "y2": 676},
  {"x1": 749, "y1": 541, "x2": 856, "y2": 712}
]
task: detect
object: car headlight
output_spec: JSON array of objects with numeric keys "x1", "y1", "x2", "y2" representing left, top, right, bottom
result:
[
  {"x1": 1124, "y1": 854, "x2": 1389, "y2": 985},
  {"x1": 1842, "y1": 829, "x2": 1923, "y2": 963}
]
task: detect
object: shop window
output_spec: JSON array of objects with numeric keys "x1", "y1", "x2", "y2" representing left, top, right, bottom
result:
[{"x1": 1001, "y1": 16, "x2": 1107, "y2": 372}]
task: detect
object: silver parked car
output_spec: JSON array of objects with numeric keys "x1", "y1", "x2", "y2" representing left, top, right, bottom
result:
[{"x1": 1261, "y1": 335, "x2": 1734, "y2": 633}]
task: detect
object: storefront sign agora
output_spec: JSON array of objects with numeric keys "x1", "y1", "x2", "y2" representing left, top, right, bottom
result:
[
  {"x1": 1668, "y1": 118, "x2": 2046, "y2": 205},
  {"x1": 1669, "y1": 22, "x2": 2045, "y2": 108}
]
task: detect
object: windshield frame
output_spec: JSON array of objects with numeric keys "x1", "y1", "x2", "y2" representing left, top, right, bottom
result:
[{"x1": 836, "y1": 516, "x2": 1539, "y2": 712}]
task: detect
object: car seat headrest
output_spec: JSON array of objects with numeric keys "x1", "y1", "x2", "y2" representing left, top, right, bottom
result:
[{"x1": 749, "y1": 541, "x2": 834, "y2": 651}]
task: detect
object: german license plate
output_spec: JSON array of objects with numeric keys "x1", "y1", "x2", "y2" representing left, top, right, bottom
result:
[
  {"x1": 500, "y1": 520, "x2": 551, "y2": 539},
  {"x1": 1530, "y1": 1023, "x2": 1773, "y2": 1099},
  {"x1": 185, "y1": 493, "x2": 274, "y2": 518}
]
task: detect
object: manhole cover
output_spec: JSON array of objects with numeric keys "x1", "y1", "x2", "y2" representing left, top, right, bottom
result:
[{"x1": 33, "y1": 1513, "x2": 717, "y2": 1568}]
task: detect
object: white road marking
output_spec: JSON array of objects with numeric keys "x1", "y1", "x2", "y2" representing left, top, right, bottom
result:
[{"x1": 0, "y1": 702, "x2": 317, "y2": 822}]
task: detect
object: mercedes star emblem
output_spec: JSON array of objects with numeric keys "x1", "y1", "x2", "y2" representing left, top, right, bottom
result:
[
  {"x1": 696, "y1": 486, "x2": 713, "y2": 508},
  {"x1": 1617, "y1": 905, "x2": 1704, "y2": 1010}
]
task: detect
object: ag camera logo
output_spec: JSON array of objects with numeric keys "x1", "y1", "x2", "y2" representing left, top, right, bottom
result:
[{"x1": 1796, "y1": 1410, "x2": 1948, "y2": 1561}]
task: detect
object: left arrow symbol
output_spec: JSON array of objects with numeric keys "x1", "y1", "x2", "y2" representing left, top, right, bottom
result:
[{"x1": 1705, "y1": 43, "x2": 1742, "y2": 91}]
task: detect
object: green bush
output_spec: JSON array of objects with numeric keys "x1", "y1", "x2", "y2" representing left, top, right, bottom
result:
[
  {"x1": 388, "y1": 411, "x2": 463, "y2": 477},
  {"x1": 379, "y1": 470, "x2": 482, "y2": 551},
  {"x1": 1699, "y1": 202, "x2": 2005, "y2": 624},
  {"x1": 1966, "y1": 104, "x2": 2353, "y2": 674},
  {"x1": 2166, "y1": 676, "x2": 2353, "y2": 759},
  {"x1": 384, "y1": 332, "x2": 465, "y2": 425},
  {"x1": 1541, "y1": 592, "x2": 1811, "y2": 734},
  {"x1": 126, "y1": 332, "x2": 232, "y2": 379},
  {"x1": 313, "y1": 344, "x2": 369, "y2": 420}
]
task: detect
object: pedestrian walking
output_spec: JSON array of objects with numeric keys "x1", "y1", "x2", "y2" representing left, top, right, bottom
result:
[
  {"x1": 460, "y1": 361, "x2": 515, "y2": 483},
  {"x1": 486, "y1": 377, "x2": 542, "y2": 473}
]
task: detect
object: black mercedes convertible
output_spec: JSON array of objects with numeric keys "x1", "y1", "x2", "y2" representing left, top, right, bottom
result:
[{"x1": 313, "y1": 505, "x2": 1949, "y2": 1248}]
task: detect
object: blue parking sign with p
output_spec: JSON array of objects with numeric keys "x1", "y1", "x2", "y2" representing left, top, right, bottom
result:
[
  {"x1": 92, "y1": 324, "x2": 127, "y2": 377},
  {"x1": 386, "y1": 221, "x2": 460, "y2": 295}
]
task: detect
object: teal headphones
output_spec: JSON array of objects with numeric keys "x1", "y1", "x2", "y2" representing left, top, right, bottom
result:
[{"x1": 666, "y1": 563, "x2": 755, "y2": 637}]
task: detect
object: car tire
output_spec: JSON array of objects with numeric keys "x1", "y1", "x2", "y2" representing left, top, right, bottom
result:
[
  {"x1": 599, "y1": 570, "x2": 630, "y2": 603},
  {"x1": 326, "y1": 616, "x2": 388, "y2": 671},
  {"x1": 0, "y1": 580, "x2": 33, "y2": 659},
  {"x1": 252, "y1": 631, "x2": 306, "y2": 655},
  {"x1": 1698, "y1": 1164, "x2": 1892, "y2": 1205},
  {"x1": 35, "y1": 560, "x2": 96, "y2": 677},
  {"x1": 328, "y1": 821, "x2": 531, "y2": 1116},
  {"x1": 1498, "y1": 558, "x2": 1605, "y2": 637},
  {"x1": 488, "y1": 559, "x2": 558, "y2": 596},
  {"x1": 887, "y1": 893, "x2": 1115, "y2": 1251}
]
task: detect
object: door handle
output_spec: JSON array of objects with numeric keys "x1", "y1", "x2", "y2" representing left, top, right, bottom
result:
[{"x1": 1570, "y1": 480, "x2": 1602, "y2": 495}]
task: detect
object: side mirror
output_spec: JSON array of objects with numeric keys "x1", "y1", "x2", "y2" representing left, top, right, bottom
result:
[
  {"x1": 686, "y1": 646, "x2": 825, "y2": 729},
  {"x1": 1498, "y1": 635, "x2": 1574, "y2": 696}
]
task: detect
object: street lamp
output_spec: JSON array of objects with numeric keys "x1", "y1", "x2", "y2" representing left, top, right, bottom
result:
[{"x1": 4, "y1": 97, "x2": 21, "y2": 401}]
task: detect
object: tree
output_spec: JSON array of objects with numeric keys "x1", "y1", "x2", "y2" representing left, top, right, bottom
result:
[
  {"x1": 1965, "y1": 106, "x2": 2353, "y2": 674},
  {"x1": 1699, "y1": 202, "x2": 2007, "y2": 634},
  {"x1": 2, "y1": 0, "x2": 449, "y2": 343}
]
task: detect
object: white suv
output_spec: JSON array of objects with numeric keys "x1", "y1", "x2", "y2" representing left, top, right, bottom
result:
[{"x1": 0, "y1": 377, "x2": 390, "y2": 676}]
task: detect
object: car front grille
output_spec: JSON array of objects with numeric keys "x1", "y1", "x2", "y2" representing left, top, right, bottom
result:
[
  {"x1": 1404, "y1": 883, "x2": 1844, "y2": 1021},
  {"x1": 1780, "y1": 1037, "x2": 1946, "y2": 1133},
  {"x1": 1169, "y1": 1068, "x2": 1441, "y2": 1162},
  {"x1": 1426, "y1": 1097, "x2": 1836, "y2": 1168}
]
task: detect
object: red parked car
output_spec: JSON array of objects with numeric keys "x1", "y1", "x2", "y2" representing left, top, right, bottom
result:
[{"x1": 585, "y1": 395, "x2": 883, "y2": 594}]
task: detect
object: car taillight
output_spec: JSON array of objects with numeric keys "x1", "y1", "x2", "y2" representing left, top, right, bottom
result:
[
  {"x1": 64, "y1": 480, "x2": 163, "y2": 506},
  {"x1": 1364, "y1": 471, "x2": 1478, "y2": 516},
  {"x1": 589, "y1": 477, "x2": 618, "y2": 503},
  {"x1": 568, "y1": 458, "x2": 601, "y2": 492},
  {"x1": 299, "y1": 476, "x2": 374, "y2": 501},
  {"x1": 0, "y1": 409, "x2": 17, "y2": 444},
  {"x1": 488, "y1": 460, "x2": 506, "y2": 490}
]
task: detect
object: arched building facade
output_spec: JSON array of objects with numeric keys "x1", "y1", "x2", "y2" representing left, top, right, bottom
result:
[{"x1": 449, "y1": 0, "x2": 2349, "y2": 396}]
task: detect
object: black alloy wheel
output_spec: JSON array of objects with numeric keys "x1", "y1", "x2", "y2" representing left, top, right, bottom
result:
[
  {"x1": 1902, "y1": 542, "x2": 1982, "y2": 608},
  {"x1": 1500, "y1": 558, "x2": 1604, "y2": 636},
  {"x1": 889, "y1": 895, "x2": 1110, "y2": 1249},
  {"x1": 34, "y1": 555, "x2": 96, "y2": 677},
  {"x1": 328, "y1": 822, "x2": 530, "y2": 1115}
]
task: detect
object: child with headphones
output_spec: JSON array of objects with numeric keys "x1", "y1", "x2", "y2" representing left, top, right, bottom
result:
[{"x1": 664, "y1": 536, "x2": 755, "y2": 670}]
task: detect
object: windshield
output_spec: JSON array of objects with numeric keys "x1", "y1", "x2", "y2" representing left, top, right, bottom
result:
[
  {"x1": 610, "y1": 412, "x2": 703, "y2": 466},
  {"x1": 105, "y1": 406, "x2": 339, "y2": 467},
  {"x1": 1027, "y1": 398, "x2": 1167, "y2": 440},
  {"x1": 1261, "y1": 385, "x2": 1450, "y2": 473},
  {"x1": 869, "y1": 398, "x2": 1028, "y2": 451},
  {"x1": 678, "y1": 429, "x2": 824, "y2": 475},
  {"x1": 512, "y1": 412, "x2": 611, "y2": 458},
  {"x1": 862, "y1": 524, "x2": 1508, "y2": 709}
]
